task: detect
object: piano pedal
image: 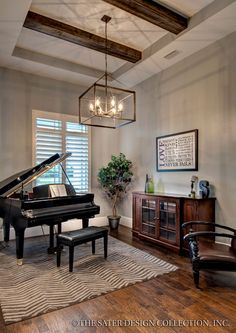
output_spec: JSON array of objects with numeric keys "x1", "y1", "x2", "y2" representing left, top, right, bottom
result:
[
  {"x1": 47, "y1": 247, "x2": 56, "y2": 254},
  {"x1": 47, "y1": 245, "x2": 64, "y2": 254}
]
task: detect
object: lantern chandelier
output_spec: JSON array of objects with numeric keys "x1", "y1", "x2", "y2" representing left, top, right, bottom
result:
[{"x1": 79, "y1": 15, "x2": 136, "y2": 129}]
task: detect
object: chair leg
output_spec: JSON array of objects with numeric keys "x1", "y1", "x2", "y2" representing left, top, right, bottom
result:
[
  {"x1": 193, "y1": 270, "x2": 200, "y2": 288},
  {"x1": 92, "y1": 240, "x2": 95, "y2": 254},
  {"x1": 104, "y1": 233, "x2": 108, "y2": 259},
  {"x1": 69, "y1": 246, "x2": 74, "y2": 272}
]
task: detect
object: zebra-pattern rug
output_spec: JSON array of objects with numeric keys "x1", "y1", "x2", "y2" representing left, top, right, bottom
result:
[{"x1": 0, "y1": 235, "x2": 178, "y2": 324}]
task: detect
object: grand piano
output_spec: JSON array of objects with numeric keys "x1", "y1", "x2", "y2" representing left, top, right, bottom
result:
[{"x1": 0, "y1": 153, "x2": 100, "y2": 264}]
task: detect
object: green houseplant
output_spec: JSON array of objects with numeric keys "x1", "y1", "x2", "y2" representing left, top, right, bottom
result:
[{"x1": 97, "y1": 153, "x2": 133, "y2": 229}]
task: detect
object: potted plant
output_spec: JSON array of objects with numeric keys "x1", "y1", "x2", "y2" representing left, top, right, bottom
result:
[{"x1": 97, "y1": 153, "x2": 133, "y2": 229}]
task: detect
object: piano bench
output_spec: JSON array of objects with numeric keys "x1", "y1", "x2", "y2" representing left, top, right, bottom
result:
[{"x1": 56, "y1": 226, "x2": 108, "y2": 272}]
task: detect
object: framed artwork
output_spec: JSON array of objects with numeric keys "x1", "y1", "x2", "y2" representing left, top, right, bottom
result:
[{"x1": 156, "y1": 129, "x2": 198, "y2": 172}]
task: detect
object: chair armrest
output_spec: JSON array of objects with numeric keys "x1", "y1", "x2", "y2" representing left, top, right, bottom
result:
[
  {"x1": 182, "y1": 221, "x2": 236, "y2": 233},
  {"x1": 184, "y1": 231, "x2": 236, "y2": 241}
]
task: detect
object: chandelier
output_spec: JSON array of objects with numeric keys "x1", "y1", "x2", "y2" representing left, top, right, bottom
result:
[{"x1": 79, "y1": 15, "x2": 136, "y2": 129}]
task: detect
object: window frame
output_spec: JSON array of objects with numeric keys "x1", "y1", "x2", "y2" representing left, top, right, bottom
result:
[{"x1": 32, "y1": 109, "x2": 91, "y2": 192}]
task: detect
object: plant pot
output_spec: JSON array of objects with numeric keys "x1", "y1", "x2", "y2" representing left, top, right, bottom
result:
[{"x1": 108, "y1": 215, "x2": 121, "y2": 230}]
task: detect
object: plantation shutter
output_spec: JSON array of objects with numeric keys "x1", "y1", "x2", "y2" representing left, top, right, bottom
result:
[
  {"x1": 35, "y1": 117, "x2": 63, "y2": 185},
  {"x1": 65, "y1": 122, "x2": 89, "y2": 192},
  {"x1": 33, "y1": 111, "x2": 89, "y2": 192}
]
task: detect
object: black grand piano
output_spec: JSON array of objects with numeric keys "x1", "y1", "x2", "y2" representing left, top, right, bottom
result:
[{"x1": 0, "y1": 153, "x2": 100, "y2": 264}]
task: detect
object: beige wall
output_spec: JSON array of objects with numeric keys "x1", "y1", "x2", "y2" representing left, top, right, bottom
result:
[
  {"x1": 0, "y1": 70, "x2": 82, "y2": 176},
  {"x1": 1, "y1": 30, "x2": 236, "y2": 230},
  {"x1": 0, "y1": 69, "x2": 119, "y2": 218},
  {"x1": 119, "y1": 31, "x2": 236, "y2": 230}
]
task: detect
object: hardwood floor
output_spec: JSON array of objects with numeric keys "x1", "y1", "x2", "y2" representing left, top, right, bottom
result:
[{"x1": 1, "y1": 225, "x2": 236, "y2": 333}]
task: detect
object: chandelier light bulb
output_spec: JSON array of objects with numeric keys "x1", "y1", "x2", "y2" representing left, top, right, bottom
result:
[
  {"x1": 118, "y1": 103, "x2": 123, "y2": 111},
  {"x1": 111, "y1": 98, "x2": 116, "y2": 107},
  {"x1": 89, "y1": 103, "x2": 94, "y2": 111}
]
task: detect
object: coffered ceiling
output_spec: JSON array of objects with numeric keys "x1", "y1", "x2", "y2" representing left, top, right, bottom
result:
[{"x1": 0, "y1": 0, "x2": 236, "y2": 88}]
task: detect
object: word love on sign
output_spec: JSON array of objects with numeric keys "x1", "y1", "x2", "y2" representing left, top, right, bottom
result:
[{"x1": 156, "y1": 130, "x2": 198, "y2": 171}]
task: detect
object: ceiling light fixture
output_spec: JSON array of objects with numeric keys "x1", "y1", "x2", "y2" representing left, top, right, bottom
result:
[{"x1": 78, "y1": 15, "x2": 136, "y2": 129}]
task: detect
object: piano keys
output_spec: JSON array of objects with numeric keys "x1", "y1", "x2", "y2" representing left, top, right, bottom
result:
[{"x1": 0, "y1": 153, "x2": 100, "y2": 264}]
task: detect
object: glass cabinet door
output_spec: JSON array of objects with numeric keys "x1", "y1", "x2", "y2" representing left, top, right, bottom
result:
[
  {"x1": 159, "y1": 199, "x2": 178, "y2": 243},
  {"x1": 141, "y1": 198, "x2": 157, "y2": 237}
]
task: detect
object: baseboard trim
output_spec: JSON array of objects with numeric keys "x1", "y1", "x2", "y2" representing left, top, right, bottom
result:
[
  {"x1": 0, "y1": 216, "x2": 109, "y2": 241},
  {"x1": 120, "y1": 216, "x2": 132, "y2": 229},
  {"x1": 1, "y1": 217, "x2": 229, "y2": 246},
  {"x1": 0, "y1": 216, "x2": 132, "y2": 241}
]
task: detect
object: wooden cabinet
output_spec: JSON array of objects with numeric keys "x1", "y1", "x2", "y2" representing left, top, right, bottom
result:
[
  {"x1": 181, "y1": 198, "x2": 215, "y2": 251},
  {"x1": 132, "y1": 192, "x2": 215, "y2": 253},
  {"x1": 158, "y1": 197, "x2": 180, "y2": 250},
  {"x1": 140, "y1": 196, "x2": 158, "y2": 238}
]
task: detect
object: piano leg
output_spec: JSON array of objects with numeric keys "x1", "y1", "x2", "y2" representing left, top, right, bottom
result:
[
  {"x1": 15, "y1": 228, "x2": 25, "y2": 265},
  {"x1": 3, "y1": 217, "x2": 10, "y2": 242},
  {"x1": 82, "y1": 218, "x2": 89, "y2": 228},
  {"x1": 58, "y1": 222, "x2": 62, "y2": 234},
  {"x1": 47, "y1": 223, "x2": 62, "y2": 254},
  {"x1": 47, "y1": 225, "x2": 55, "y2": 254}
]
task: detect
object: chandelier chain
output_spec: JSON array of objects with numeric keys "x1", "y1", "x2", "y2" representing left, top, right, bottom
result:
[{"x1": 78, "y1": 15, "x2": 136, "y2": 128}]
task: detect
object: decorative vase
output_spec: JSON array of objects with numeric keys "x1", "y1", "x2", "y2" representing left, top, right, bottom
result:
[
  {"x1": 108, "y1": 215, "x2": 121, "y2": 230},
  {"x1": 144, "y1": 174, "x2": 149, "y2": 193},
  {"x1": 147, "y1": 177, "x2": 154, "y2": 193}
]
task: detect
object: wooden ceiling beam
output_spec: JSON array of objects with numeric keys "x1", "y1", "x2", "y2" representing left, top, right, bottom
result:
[
  {"x1": 102, "y1": 0, "x2": 188, "y2": 34},
  {"x1": 23, "y1": 11, "x2": 142, "y2": 63}
]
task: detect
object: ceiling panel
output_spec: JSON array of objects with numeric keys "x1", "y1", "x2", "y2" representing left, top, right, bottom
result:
[
  {"x1": 17, "y1": 28, "x2": 125, "y2": 72},
  {"x1": 0, "y1": 0, "x2": 235, "y2": 88},
  {"x1": 155, "y1": 0, "x2": 216, "y2": 16},
  {"x1": 30, "y1": 0, "x2": 168, "y2": 50}
]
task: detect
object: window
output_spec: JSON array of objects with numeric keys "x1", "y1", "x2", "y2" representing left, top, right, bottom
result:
[{"x1": 32, "y1": 110, "x2": 90, "y2": 192}]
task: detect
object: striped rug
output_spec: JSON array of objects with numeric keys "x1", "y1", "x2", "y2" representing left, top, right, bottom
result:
[{"x1": 0, "y1": 235, "x2": 177, "y2": 324}]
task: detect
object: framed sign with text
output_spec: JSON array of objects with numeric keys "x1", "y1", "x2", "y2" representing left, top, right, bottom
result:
[{"x1": 156, "y1": 129, "x2": 198, "y2": 171}]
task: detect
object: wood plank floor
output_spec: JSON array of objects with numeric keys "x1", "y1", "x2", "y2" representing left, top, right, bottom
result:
[{"x1": 1, "y1": 225, "x2": 236, "y2": 333}]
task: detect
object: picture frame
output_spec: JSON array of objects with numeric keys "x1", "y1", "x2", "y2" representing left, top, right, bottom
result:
[{"x1": 156, "y1": 129, "x2": 198, "y2": 172}]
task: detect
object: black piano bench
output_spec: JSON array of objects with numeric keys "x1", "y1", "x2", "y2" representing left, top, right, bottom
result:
[{"x1": 56, "y1": 226, "x2": 108, "y2": 272}]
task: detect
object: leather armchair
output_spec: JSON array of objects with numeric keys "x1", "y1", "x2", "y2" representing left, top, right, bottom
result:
[{"x1": 182, "y1": 221, "x2": 236, "y2": 288}]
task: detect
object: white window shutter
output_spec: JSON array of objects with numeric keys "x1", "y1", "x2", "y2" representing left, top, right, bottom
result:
[{"x1": 33, "y1": 112, "x2": 89, "y2": 192}]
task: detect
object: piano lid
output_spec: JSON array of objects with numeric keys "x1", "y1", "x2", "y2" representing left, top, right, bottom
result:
[{"x1": 0, "y1": 152, "x2": 72, "y2": 197}]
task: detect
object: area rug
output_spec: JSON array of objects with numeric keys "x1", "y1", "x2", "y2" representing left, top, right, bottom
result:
[{"x1": 0, "y1": 236, "x2": 178, "y2": 324}]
